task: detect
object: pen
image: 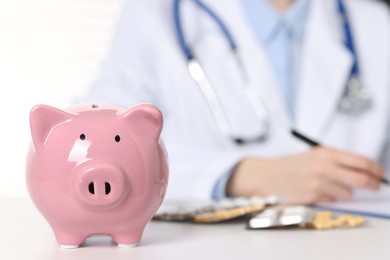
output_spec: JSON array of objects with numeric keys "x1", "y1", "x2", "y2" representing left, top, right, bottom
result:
[{"x1": 291, "y1": 129, "x2": 390, "y2": 186}]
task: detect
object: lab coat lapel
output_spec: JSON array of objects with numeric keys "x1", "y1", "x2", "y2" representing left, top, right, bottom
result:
[
  {"x1": 206, "y1": 0, "x2": 292, "y2": 129},
  {"x1": 295, "y1": 0, "x2": 353, "y2": 138}
]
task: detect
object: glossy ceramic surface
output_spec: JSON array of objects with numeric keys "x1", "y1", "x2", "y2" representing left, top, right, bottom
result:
[{"x1": 26, "y1": 104, "x2": 168, "y2": 248}]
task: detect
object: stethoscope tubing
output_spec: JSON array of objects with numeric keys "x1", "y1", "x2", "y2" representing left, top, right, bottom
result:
[
  {"x1": 173, "y1": 0, "x2": 369, "y2": 144},
  {"x1": 173, "y1": 0, "x2": 237, "y2": 61},
  {"x1": 336, "y1": 0, "x2": 360, "y2": 76}
]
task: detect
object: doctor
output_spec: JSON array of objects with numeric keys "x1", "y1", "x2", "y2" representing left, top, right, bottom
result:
[{"x1": 78, "y1": 0, "x2": 390, "y2": 204}]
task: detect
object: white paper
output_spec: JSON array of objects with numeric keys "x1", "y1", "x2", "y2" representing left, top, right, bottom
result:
[{"x1": 317, "y1": 187, "x2": 390, "y2": 218}]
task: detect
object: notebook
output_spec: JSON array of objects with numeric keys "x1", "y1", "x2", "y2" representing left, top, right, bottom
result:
[{"x1": 316, "y1": 188, "x2": 390, "y2": 219}]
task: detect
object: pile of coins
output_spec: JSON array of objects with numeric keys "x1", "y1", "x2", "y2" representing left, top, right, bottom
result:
[{"x1": 305, "y1": 211, "x2": 365, "y2": 230}]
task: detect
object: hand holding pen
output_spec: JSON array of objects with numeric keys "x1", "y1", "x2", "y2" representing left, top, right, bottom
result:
[
  {"x1": 291, "y1": 129, "x2": 389, "y2": 185},
  {"x1": 227, "y1": 130, "x2": 387, "y2": 205}
]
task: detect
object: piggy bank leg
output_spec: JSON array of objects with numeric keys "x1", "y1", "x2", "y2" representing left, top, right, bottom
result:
[
  {"x1": 53, "y1": 229, "x2": 86, "y2": 249},
  {"x1": 112, "y1": 231, "x2": 143, "y2": 247}
]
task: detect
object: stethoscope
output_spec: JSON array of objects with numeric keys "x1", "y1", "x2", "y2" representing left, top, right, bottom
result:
[{"x1": 173, "y1": 0, "x2": 371, "y2": 145}]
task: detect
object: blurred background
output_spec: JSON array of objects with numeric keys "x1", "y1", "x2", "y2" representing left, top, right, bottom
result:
[{"x1": 0, "y1": 0, "x2": 124, "y2": 198}]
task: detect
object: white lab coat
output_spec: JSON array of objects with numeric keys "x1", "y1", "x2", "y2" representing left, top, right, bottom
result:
[{"x1": 79, "y1": 0, "x2": 390, "y2": 200}]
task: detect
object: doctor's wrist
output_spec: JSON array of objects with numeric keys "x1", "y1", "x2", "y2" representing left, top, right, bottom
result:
[{"x1": 226, "y1": 157, "x2": 265, "y2": 198}]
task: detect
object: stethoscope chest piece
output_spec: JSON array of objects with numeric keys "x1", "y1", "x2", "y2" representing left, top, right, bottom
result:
[{"x1": 338, "y1": 77, "x2": 372, "y2": 115}]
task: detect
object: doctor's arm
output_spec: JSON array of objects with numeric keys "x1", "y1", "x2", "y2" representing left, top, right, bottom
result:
[{"x1": 226, "y1": 147, "x2": 384, "y2": 204}]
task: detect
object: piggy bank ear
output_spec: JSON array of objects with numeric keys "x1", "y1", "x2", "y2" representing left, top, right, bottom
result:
[
  {"x1": 121, "y1": 104, "x2": 163, "y2": 140},
  {"x1": 30, "y1": 105, "x2": 73, "y2": 153}
]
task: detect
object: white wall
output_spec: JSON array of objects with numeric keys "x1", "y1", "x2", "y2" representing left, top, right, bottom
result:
[{"x1": 0, "y1": 0, "x2": 124, "y2": 198}]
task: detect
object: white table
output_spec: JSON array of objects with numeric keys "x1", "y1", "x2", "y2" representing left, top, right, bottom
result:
[{"x1": 1, "y1": 198, "x2": 389, "y2": 260}]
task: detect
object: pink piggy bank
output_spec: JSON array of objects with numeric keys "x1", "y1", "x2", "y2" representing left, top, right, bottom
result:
[{"x1": 26, "y1": 104, "x2": 168, "y2": 248}]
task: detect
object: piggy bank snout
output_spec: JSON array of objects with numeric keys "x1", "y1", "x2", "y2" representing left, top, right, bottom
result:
[{"x1": 75, "y1": 165, "x2": 127, "y2": 209}]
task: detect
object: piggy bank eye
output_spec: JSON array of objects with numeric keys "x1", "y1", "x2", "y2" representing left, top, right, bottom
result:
[
  {"x1": 115, "y1": 135, "x2": 121, "y2": 143},
  {"x1": 80, "y1": 134, "x2": 86, "y2": 141}
]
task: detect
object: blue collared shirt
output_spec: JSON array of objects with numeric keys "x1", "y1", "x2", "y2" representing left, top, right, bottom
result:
[
  {"x1": 241, "y1": 0, "x2": 310, "y2": 116},
  {"x1": 212, "y1": 0, "x2": 310, "y2": 200}
]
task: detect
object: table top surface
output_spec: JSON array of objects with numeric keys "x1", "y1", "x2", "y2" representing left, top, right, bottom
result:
[{"x1": 1, "y1": 198, "x2": 389, "y2": 260}]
